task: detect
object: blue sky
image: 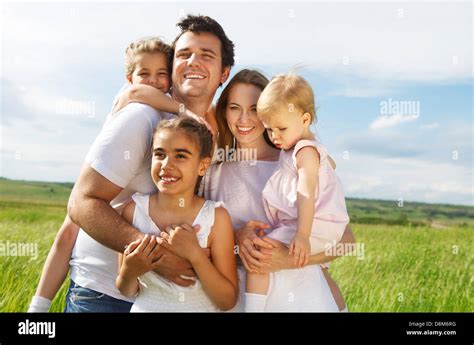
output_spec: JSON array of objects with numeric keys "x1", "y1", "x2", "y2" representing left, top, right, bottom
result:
[{"x1": 1, "y1": 0, "x2": 472, "y2": 205}]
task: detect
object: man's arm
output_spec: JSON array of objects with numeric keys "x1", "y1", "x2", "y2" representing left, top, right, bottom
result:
[
  {"x1": 68, "y1": 103, "x2": 198, "y2": 286},
  {"x1": 67, "y1": 165, "x2": 144, "y2": 252},
  {"x1": 68, "y1": 165, "x2": 198, "y2": 287},
  {"x1": 261, "y1": 225, "x2": 356, "y2": 272},
  {"x1": 306, "y1": 225, "x2": 356, "y2": 265}
]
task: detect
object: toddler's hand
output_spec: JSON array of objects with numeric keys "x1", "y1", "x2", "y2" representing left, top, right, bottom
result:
[{"x1": 289, "y1": 233, "x2": 310, "y2": 268}]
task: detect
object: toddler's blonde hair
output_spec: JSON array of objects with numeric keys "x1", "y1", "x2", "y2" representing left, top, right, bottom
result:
[{"x1": 257, "y1": 72, "x2": 316, "y2": 124}]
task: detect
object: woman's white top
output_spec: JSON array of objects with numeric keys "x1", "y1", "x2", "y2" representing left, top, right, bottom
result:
[{"x1": 201, "y1": 160, "x2": 339, "y2": 312}]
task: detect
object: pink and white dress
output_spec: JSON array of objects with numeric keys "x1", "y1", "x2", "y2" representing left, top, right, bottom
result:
[{"x1": 263, "y1": 139, "x2": 349, "y2": 256}]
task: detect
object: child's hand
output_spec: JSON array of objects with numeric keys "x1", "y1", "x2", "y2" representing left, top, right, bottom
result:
[
  {"x1": 157, "y1": 224, "x2": 205, "y2": 264},
  {"x1": 182, "y1": 109, "x2": 215, "y2": 135},
  {"x1": 120, "y1": 234, "x2": 159, "y2": 279},
  {"x1": 289, "y1": 233, "x2": 311, "y2": 268}
]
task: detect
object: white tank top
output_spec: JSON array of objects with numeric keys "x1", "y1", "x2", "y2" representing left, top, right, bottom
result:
[{"x1": 129, "y1": 193, "x2": 225, "y2": 312}]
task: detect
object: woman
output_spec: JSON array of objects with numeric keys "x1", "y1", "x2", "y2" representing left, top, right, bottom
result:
[{"x1": 200, "y1": 69, "x2": 355, "y2": 311}]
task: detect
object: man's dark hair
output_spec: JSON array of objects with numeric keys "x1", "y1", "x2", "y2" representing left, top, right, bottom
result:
[{"x1": 171, "y1": 15, "x2": 235, "y2": 69}]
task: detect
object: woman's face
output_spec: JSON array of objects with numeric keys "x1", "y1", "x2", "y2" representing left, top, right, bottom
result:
[{"x1": 225, "y1": 83, "x2": 266, "y2": 147}]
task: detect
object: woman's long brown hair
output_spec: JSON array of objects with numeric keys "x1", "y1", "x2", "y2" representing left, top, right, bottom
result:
[{"x1": 215, "y1": 69, "x2": 276, "y2": 161}]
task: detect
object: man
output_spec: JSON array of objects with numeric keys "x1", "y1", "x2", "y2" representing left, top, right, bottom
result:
[{"x1": 66, "y1": 15, "x2": 234, "y2": 312}]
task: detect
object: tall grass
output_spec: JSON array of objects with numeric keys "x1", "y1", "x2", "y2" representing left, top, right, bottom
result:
[
  {"x1": 331, "y1": 224, "x2": 473, "y2": 312},
  {"x1": 0, "y1": 201, "x2": 69, "y2": 312}
]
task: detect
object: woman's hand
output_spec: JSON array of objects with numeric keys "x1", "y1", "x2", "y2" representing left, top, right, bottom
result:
[
  {"x1": 235, "y1": 220, "x2": 274, "y2": 273},
  {"x1": 119, "y1": 234, "x2": 161, "y2": 280},
  {"x1": 157, "y1": 224, "x2": 205, "y2": 264},
  {"x1": 259, "y1": 224, "x2": 357, "y2": 273},
  {"x1": 259, "y1": 237, "x2": 295, "y2": 273}
]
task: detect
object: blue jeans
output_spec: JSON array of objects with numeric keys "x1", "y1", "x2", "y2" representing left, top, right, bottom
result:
[{"x1": 64, "y1": 279, "x2": 133, "y2": 313}]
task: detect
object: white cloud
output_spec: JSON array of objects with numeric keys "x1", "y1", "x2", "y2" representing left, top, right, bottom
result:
[
  {"x1": 338, "y1": 119, "x2": 472, "y2": 163},
  {"x1": 420, "y1": 123, "x2": 440, "y2": 130},
  {"x1": 21, "y1": 87, "x2": 99, "y2": 120},
  {"x1": 0, "y1": 142, "x2": 89, "y2": 182},
  {"x1": 327, "y1": 85, "x2": 395, "y2": 98},
  {"x1": 331, "y1": 119, "x2": 473, "y2": 205},
  {"x1": 370, "y1": 114, "x2": 420, "y2": 130},
  {"x1": 20, "y1": 87, "x2": 62, "y2": 115},
  {"x1": 338, "y1": 155, "x2": 473, "y2": 206},
  {"x1": 234, "y1": 2, "x2": 472, "y2": 82},
  {"x1": 1, "y1": 77, "x2": 108, "y2": 132},
  {"x1": 1, "y1": 1, "x2": 472, "y2": 83}
]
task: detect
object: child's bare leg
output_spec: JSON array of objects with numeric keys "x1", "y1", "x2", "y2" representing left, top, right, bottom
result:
[
  {"x1": 246, "y1": 272, "x2": 270, "y2": 294},
  {"x1": 245, "y1": 272, "x2": 270, "y2": 312}
]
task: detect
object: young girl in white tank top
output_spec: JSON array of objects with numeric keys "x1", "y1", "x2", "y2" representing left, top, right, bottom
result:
[{"x1": 116, "y1": 117, "x2": 238, "y2": 311}]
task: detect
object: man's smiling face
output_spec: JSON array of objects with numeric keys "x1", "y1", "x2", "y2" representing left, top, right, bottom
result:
[{"x1": 172, "y1": 31, "x2": 229, "y2": 101}]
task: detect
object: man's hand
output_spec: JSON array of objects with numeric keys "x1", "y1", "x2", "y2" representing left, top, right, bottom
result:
[
  {"x1": 152, "y1": 248, "x2": 196, "y2": 287},
  {"x1": 235, "y1": 220, "x2": 274, "y2": 273}
]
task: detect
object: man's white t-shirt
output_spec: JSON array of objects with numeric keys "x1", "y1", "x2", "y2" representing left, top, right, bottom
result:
[{"x1": 69, "y1": 102, "x2": 175, "y2": 301}]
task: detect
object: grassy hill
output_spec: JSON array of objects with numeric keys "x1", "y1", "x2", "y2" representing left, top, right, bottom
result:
[
  {"x1": 0, "y1": 177, "x2": 72, "y2": 206},
  {"x1": 1, "y1": 177, "x2": 472, "y2": 227},
  {"x1": 346, "y1": 197, "x2": 473, "y2": 228}
]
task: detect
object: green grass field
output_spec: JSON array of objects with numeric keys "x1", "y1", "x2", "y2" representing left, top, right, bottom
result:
[{"x1": 0, "y1": 177, "x2": 472, "y2": 312}]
